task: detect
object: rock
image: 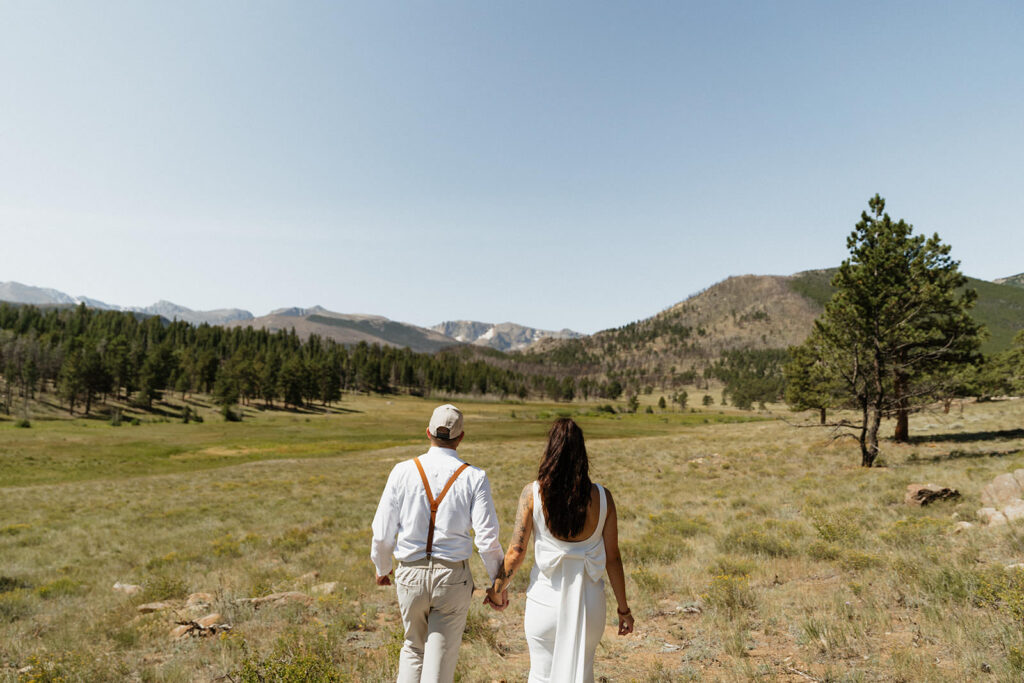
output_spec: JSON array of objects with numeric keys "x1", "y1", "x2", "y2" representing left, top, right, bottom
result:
[
  {"x1": 137, "y1": 601, "x2": 175, "y2": 613},
  {"x1": 297, "y1": 571, "x2": 320, "y2": 583},
  {"x1": 310, "y1": 581, "x2": 337, "y2": 595},
  {"x1": 113, "y1": 581, "x2": 143, "y2": 596},
  {"x1": 185, "y1": 592, "x2": 214, "y2": 608},
  {"x1": 247, "y1": 591, "x2": 313, "y2": 608},
  {"x1": 905, "y1": 483, "x2": 961, "y2": 506},
  {"x1": 196, "y1": 612, "x2": 222, "y2": 628},
  {"x1": 1012, "y1": 469, "x2": 1024, "y2": 491},
  {"x1": 1006, "y1": 563, "x2": 1024, "y2": 571},
  {"x1": 981, "y1": 473, "x2": 1023, "y2": 508},
  {"x1": 1006, "y1": 500, "x2": 1024, "y2": 523},
  {"x1": 953, "y1": 521, "x2": 974, "y2": 533},
  {"x1": 977, "y1": 508, "x2": 1009, "y2": 526},
  {"x1": 170, "y1": 624, "x2": 191, "y2": 639}
]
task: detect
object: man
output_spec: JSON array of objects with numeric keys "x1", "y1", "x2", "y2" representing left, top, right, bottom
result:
[{"x1": 371, "y1": 403, "x2": 507, "y2": 682}]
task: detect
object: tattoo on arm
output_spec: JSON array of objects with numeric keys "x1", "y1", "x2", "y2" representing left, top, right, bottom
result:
[
  {"x1": 509, "y1": 485, "x2": 532, "y2": 553},
  {"x1": 495, "y1": 485, "x2": 533, "y2": 589}
]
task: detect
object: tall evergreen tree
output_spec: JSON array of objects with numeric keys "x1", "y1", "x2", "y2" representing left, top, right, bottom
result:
[{"x1": 794, "y1": 195, "x2": 983, "y2": 466}]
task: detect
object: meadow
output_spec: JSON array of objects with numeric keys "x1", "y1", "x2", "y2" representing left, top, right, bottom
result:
[{"x1": 3, "y1": 393, "x2": 1024, "y2": 681}]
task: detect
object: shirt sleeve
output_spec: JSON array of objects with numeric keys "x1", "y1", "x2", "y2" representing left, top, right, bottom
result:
[
  {"x1": 471, "y1": 470, "x2": 505, "y2": 582},
  {"x1": 370, "y1": 464, "x2": 402, "y2": 578}
]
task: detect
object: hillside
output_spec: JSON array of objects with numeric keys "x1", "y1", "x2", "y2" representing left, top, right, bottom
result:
[
  {"x1": 431, "y1": 320, "x2": 583, "y2": 351},
  {"x1": 995, "y1": 272, "x2": 1024, "y2": 289},
  {"x1": 789, "y1": 270, "x2": 1024, "y2": 354},
  {"x1": 525, "y1": 270, "x2": 1024, "y2": 387},
  {"x1": 227, "y1": 306, "x2": 456, "y2": 353}
]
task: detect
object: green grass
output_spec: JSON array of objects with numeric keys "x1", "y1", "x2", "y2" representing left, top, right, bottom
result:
[
  {"x1": 0, "y1": 393, "x2": 761, "y2": 487},
  {"x1": 4, "y1": 393, "x2": 1024, "y2": 680}
]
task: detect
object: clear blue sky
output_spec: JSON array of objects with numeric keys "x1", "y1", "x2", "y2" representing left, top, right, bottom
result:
[{"x1": 1, "y1": 1, "x2": 1021, "y2": 334}]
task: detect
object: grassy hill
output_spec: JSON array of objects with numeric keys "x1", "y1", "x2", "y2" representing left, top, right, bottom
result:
[
  {"x1": 787, "y1": 269, "x2": 1024, "y2": 354},
  {"x1": 995, "y1": 272, "x2": 1024, "y2": 289},
  {"x1": 524, "y1": 270, "x2": 1024, "y2": 387}
]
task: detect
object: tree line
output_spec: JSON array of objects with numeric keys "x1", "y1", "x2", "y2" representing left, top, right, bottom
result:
[{"x1": 0, "y1": 303, "x2": 534, "y2": 417}]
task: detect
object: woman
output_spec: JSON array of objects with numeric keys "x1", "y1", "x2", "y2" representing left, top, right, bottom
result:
[{"x1": 486, "y1": 418, "x2": 634, "y2": 682}]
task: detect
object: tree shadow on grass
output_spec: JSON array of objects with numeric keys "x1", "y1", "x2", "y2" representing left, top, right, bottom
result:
[
  {"x1": 917, "y1": 447, "x2": 1024, "y2": 463},
  {"x1": 908, "y1": 428, "x2": 1024, "y2": 445}
]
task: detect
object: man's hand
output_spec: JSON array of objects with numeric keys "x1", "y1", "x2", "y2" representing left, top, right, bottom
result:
[
  {"x1": 376, "y1": 570, "x2": 393, "y2": 586},
  {"x1": 483, "y1": 588, "x2": 508, "y2": 611}
]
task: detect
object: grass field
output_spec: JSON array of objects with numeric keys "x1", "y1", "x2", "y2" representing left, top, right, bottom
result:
[{"x1": 4, "y1": 393, "x2": 1024, "y2": 681}]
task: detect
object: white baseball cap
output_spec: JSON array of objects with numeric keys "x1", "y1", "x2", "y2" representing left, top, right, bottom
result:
[{"x1": 428, "y1": 404, "x2": 463, "y2": 439}]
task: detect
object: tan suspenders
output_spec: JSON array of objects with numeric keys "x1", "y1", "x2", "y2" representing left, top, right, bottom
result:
[{"x1": 413, "y1": 457, "x2": 470, "y2": 557}]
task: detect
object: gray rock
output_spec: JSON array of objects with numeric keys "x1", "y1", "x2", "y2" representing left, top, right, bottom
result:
[{"x1": 981, "y1": 473, "x2": 1023, "y2": 508}]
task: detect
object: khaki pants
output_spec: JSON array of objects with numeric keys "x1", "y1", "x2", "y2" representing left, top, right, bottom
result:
[{"x1": 395, "y1": 557, "x2": 474, "y2": 683}]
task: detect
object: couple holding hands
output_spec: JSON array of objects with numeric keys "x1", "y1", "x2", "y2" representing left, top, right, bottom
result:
[{"x1": 371, "y1": 404, "x2": 634, "y2": 683}]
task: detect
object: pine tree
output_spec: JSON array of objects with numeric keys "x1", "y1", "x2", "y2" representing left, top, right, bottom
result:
[{"x1": 797, "y1": 195, "x2": 982, "y2": 466}]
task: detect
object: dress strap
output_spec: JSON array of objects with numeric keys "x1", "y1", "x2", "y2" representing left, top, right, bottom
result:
[{"x1": 595, "y1": 483, "x2": 608, "y2": 539}]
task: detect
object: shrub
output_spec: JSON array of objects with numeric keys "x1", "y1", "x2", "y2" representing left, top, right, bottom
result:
[
  {"x1": 0, "y1": 588, "x2": 32, "y2": 622},
  {"x1": 839, "y1": 550, "x2": 884, "y2": 571},
  {"x1": 35, "y1": 578, "x2": 82, "y2": 599},
  {"x1": 880, "y1": 517, "x2": 946, "y2": 548},
  {"x1": 707, "y1": 556, "x2": 756, "y2": 577},
  {"x1": 146, "y1": 574, "x2": 188, "y2": 600},
  {"x1": 235, "y1": 633, "x2": 344, "y2": 682},
  {"x1": 811, "y1": 512, "x2": 863, "y2": 546},
  {"x1": 623, "y1": 512, "x2": 709, "y2": 563},
  {"x1": 723, "y1": 520, "x2": 802, "y2": 558},
  {"x1": 273, "y1": 528, "x2": 311, "y2": 553},
  {"x1": 703, "y1": 574, "x2": 756, "y2": 613},
  {"x1": 14, "y1": 418, "x2": 30, "y2": 428},
  {"x1": 807, "y1": 540, "x2": 842, "y2": 561},
  {"x1": 212, "y1": 534, "x2": 242, "y2": 557},
  {"x1": 631, "y1": 566, "x2": 664, "y2": 593}
]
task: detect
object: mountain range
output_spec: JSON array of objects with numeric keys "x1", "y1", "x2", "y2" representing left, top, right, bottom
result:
[
  {"x1": 0, "y1": 282, "x2": 254, "y2": 326},
  {"x1": 3, "y1": 271, "x2": 1022, "y2": 363},
  {"x1": 431, "y1": 320, "x2": 583, "y2": 351},
  {"x1": 0, "y1": 282, "x2": 579, "y2": 353}
]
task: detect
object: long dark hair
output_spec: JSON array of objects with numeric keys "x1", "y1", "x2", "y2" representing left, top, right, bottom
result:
[{"x1": 537, "y1": 418, "x2": 592, "y2": 539}]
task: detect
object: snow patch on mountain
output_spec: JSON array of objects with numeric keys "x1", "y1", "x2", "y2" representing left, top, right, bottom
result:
[{"x1": 431, "y1": 320, "x2": 583, "y2": 352}]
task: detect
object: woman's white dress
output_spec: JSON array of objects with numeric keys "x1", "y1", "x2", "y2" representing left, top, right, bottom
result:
[{"x1": 524, "y1": 480, "x2": 607, "y2": 683}]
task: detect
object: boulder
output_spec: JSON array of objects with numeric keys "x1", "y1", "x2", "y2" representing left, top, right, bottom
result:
[
  {"x1": 170, "y1": 624, "x2": 191, "y2": 639},
  {"x1": 137, "y1": 601, "x2": 175, "y2": 613},
  {"x1": 1006, "y1": 563, "x2": 1024, "y2": 571},
  {"x1": 981, "y1": 473, "x2": 1023, "y2": 508},
  {"x1": 977, "y1": 508, "x2": 1009, "y2": 526},
  {"x1": 1004, "y1": 500, "x2": 1024, "y2": 523},
  {"x1": 1012, "y1": 469, "x2": 1024, "y2": 491},
  {"x1": 185, "y1": 592, "x2": 214, "y2": 608},
  {"x1": 113, "y1": 582, "x2": 142, "y2": 596},
  {"x1": 953, "y1": 521, "x2": 974, "y2": 533},
  {"x1": 905, "y1": 483, "x2": 961, "y2": 506},
  {"x1": 196, "y1": 612, "x2": 222, "y2": 628}
]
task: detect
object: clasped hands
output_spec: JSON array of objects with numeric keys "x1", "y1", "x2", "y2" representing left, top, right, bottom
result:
[{"x1": 483, "y1": 585, "x2": 508, "y2": 611}]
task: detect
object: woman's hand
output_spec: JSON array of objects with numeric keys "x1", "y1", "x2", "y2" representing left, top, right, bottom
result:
[
  {"x1": 484, "y1": 587, "x2": 508, "y2": 611},
  {"x1": 617, "y1": 607, "x2": 634, "y2": 635}
]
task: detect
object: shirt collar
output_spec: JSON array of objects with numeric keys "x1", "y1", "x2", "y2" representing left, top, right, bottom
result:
[{"x1": 425, "y1": 446, "x2": 463, "y2": 462}]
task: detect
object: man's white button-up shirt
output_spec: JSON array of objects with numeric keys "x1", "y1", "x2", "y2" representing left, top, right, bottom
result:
[{"x1": 371, "y1": 446, "x2": 504, "y2": 581}]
